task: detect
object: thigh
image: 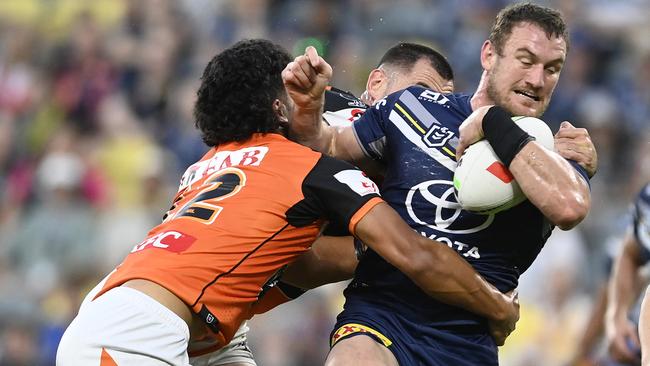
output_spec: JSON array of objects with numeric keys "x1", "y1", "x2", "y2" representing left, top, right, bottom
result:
[{"x1": 326, "y1": 335, "x2": 398, "y2": 366}]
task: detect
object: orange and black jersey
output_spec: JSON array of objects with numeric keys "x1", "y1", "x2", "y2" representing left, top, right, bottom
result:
[{"x1": 96, "y1": 133, "x2": 382, "y2": 352}]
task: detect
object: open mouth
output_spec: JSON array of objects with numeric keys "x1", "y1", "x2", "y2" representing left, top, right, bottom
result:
[{"x1": 514, "y1": 90, "x2": 540, "y2": 102}]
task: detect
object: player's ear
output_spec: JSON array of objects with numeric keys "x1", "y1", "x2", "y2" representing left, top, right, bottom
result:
[
  {"x1": 481, "y1": 40, "x2": 496, "y2": 71},
  {"x1": 273, "y1": 98, "x2": 290, "y2": 126},
  {"x1": 365, "y1": 68, "x2": 388, "y2": 105},
  {"x1": 441, "y1": 80, "x2": 455, "y2": 94}
]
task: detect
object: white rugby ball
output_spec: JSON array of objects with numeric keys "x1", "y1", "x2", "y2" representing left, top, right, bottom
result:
[{"x1": 453, "y1": 116, "x2": 554, "y2": 214}]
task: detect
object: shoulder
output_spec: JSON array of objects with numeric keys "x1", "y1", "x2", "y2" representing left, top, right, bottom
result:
[
  {"x1": 324, "y1": 87, "x2": 367, "y2": 127},
  {"x1": 380, "y1": 87, "x2": 472, "y2": 113},
  {"x1": 325, "y1": 87, "x2": 366, "y2": 111}
]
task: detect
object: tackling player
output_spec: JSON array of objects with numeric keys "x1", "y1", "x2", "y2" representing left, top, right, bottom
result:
[
  {"x1": 284, "y1": 3, "x2": 596, "y2": 365},
  {"x1": 56, "y1": 39, "x2": 519, "y2": 365},
  {"x1": 606, "y1": 183, "x2": 650, "y2": 365}
]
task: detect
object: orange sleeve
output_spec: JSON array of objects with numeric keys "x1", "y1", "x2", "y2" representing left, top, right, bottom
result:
[{"x1": 348, "y1": 197, "x2": 384, "y2": 234}]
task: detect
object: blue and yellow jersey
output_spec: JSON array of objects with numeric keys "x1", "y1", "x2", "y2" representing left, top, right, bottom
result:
[{"x1": 348, "y1": 85, "x2": 588, "y2": 327}]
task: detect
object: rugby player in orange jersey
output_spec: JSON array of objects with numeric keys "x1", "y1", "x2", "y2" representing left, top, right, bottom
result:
[
  {"x1": 56, "y1": 39, "x2": 518, "y2": 365},
  {"x1": 196, "y1": 42, "x2": 459, "y2": 366}
]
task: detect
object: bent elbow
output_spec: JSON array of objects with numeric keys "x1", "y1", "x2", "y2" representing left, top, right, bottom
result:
[{"x1": 553, "y1": 201, "x2": 589, "y2": 230}]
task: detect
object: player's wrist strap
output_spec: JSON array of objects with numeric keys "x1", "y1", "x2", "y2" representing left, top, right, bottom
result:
[{"x1": 482, "y1": 106, "x2": 535, "y2": 167}]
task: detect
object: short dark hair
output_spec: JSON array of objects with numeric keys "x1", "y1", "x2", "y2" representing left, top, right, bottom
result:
[
  {"x1": 378, "y1": 42, "x2": 454, "y2": 81},
  {"x1": 194, "y1": 39, "x2": 292, "y2": 147},
  {"x1": 489, "y1": 2, "x2": 569, "y2": 55}
]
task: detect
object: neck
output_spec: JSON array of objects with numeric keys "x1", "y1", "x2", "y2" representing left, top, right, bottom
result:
[{"x1": 470, "y1": 70, "x2": 494, "y2": 111}]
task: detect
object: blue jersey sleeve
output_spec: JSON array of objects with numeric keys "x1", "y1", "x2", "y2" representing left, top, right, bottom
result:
[
  {"x1": 567, "y1": 160, "x2": 591, "y2": 188},
  {"x1": 633, "y1": 184, "x2": 650, "y2": 263},
  {"x1": 351, "y1": 92, "x2": 401, "y2": 161}
]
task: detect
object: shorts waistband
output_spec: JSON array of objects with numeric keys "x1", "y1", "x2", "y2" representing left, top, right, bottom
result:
[{"x1": 109, "y1": 286, "x2": 190, "y2": 341}]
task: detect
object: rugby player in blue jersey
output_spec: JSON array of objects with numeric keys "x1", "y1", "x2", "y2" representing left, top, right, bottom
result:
[
  {"x1": 606, "y1": 183, "x2": 650, "y2": 365},
  {"x1": 284, "y1": 3, "x2": 596, "y2": 365}
]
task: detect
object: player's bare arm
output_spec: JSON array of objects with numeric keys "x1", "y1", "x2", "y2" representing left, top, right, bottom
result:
[
  {"x1": 639, "y1": 288, "x2": 650, "y2": 366},
  {"x1": 456, "y1": 106, "x2": 591, "y2": 230},
  {"x1": 354, "y1": 201, "x2": 519, "y2": 346},
  {"x1": 281, "y1": 235, "x2": 357, "y2": 289},
  {"x1": 606, "y1": 232, "x2": 643, "y2": 363},
  {"x1": 283, "y1": 47, "x2": 370, "y2": 167}
]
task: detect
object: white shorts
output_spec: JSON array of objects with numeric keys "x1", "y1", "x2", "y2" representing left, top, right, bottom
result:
[
  {"x1": 56, "y1": 286, "x2": 191, "y2": 365},
  {"x1": 189, "y1": 323, "x2": 256, "y2": 366}
]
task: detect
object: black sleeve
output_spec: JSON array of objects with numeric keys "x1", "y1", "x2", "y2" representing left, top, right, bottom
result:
[
  {"x1": 285, "y1": 155, "x2": 381, "y2": 231},
  {"x1": 324, "y1": 87, "x2": 367, "y2": 112}
]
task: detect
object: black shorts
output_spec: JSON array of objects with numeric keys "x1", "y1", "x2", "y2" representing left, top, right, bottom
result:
[{"x1": 331, "y1": 300, "x2": 499, "y2": 366}]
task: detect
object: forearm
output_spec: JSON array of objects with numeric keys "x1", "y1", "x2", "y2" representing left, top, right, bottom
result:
[
  {"x1": 282, "y1": 235, "x2": 357, "y2": 289},
  {"x1": 405, "y1": 240, "x2": 509, "y2": 321},
  {"x1": 577, "y1": 285, "x2": 608, "y2": 358},
  {"x1": 355, "y1": 202, "x2": 512, "y2": 321},
  {"x1": 509, "y1": 142, "x2": 590, "y2": 229},
  {"x1": 477, "y1": 107, "x2": 590, "y2": 229},
  {"x1": 639, "y1": 288, "x2": 650, "y2": 365},
  {"x1": 289, "y1": 102, "x2": 332, "y2": 152},
  {"x1": 608, "y1": 238, "x2": 642, "y2": 320}
]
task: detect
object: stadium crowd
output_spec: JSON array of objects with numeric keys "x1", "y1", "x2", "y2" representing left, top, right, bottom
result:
[{"x1": 0, "y1": 0, "x2": 648, "y2": 365}]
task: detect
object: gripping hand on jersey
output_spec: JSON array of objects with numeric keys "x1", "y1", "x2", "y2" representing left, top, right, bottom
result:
[
  {"x1": 282, "y1": 46, "x2": 332, "y2": 112},
  {"x1": 554, "y1": 121, "x2": 597, "y2": 178},
  {"x1": 488, "y1": 289, "x2": 520, "y2": 346}
]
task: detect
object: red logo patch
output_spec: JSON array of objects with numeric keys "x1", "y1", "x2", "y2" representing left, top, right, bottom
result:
[
  {"x1": 486, "y1": 162, "x2": 514, "y2": 183},
  {"x1": 131, "y1": 231, "x2": 197, "y2": 253}
]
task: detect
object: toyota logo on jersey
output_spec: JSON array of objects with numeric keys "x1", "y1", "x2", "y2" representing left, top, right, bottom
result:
[{"x1": 406, "y1": 180, "x2": 494, "y2": 234}]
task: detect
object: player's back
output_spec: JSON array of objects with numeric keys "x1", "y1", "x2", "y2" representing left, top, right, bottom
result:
[{"x1": 97, "y1": 133, "x2": 325, "y2": 346}]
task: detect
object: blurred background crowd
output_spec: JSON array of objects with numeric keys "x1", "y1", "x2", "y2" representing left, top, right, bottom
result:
[{"x1": 0, "y1": 0, "x2": 648, "y2": 365}]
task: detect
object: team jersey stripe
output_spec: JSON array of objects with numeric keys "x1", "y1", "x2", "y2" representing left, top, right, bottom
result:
[
  {"x1": 398, "y1": 90, "x2": 441, "y2": 128},
  {"x1": 397, "y1": 90, "x2": 457, "y2": 159},
  {"x1": 190, "y1": 223, "x2": 290, "y2": 308},
  {"x1": 394, "y1": 103, "x2": 426, "y2": 134},
  {"x1": 388, "y1": 110, "x2": 457, "y2": 171},
  {"x1": 348, "y1": 197, "x2": 384, "y2": 234},
  {"x1": 442, "y1": 146, "x2": 456, "y2": 157}
]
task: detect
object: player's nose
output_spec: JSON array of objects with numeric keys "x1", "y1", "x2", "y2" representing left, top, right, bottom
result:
[{"x1": 524, "y1": 64, "x2": 544, "y2": 89}]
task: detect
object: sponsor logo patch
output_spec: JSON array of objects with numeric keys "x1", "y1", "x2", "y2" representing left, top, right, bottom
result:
[
  {"x1": 334, "y1": 170, "x2": 380, "y2": 196},
  {"x1": 131, "y1": 231, "x2": 197, "y2": 253}
]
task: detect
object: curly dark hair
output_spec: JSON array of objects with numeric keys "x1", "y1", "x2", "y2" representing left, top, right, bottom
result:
[
  {"x1": 194, "y1": 39, "x2": 293, "y2": 147},
  {"x1": 489, "y1": 2, "x2": 569, "y2": 56}
]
